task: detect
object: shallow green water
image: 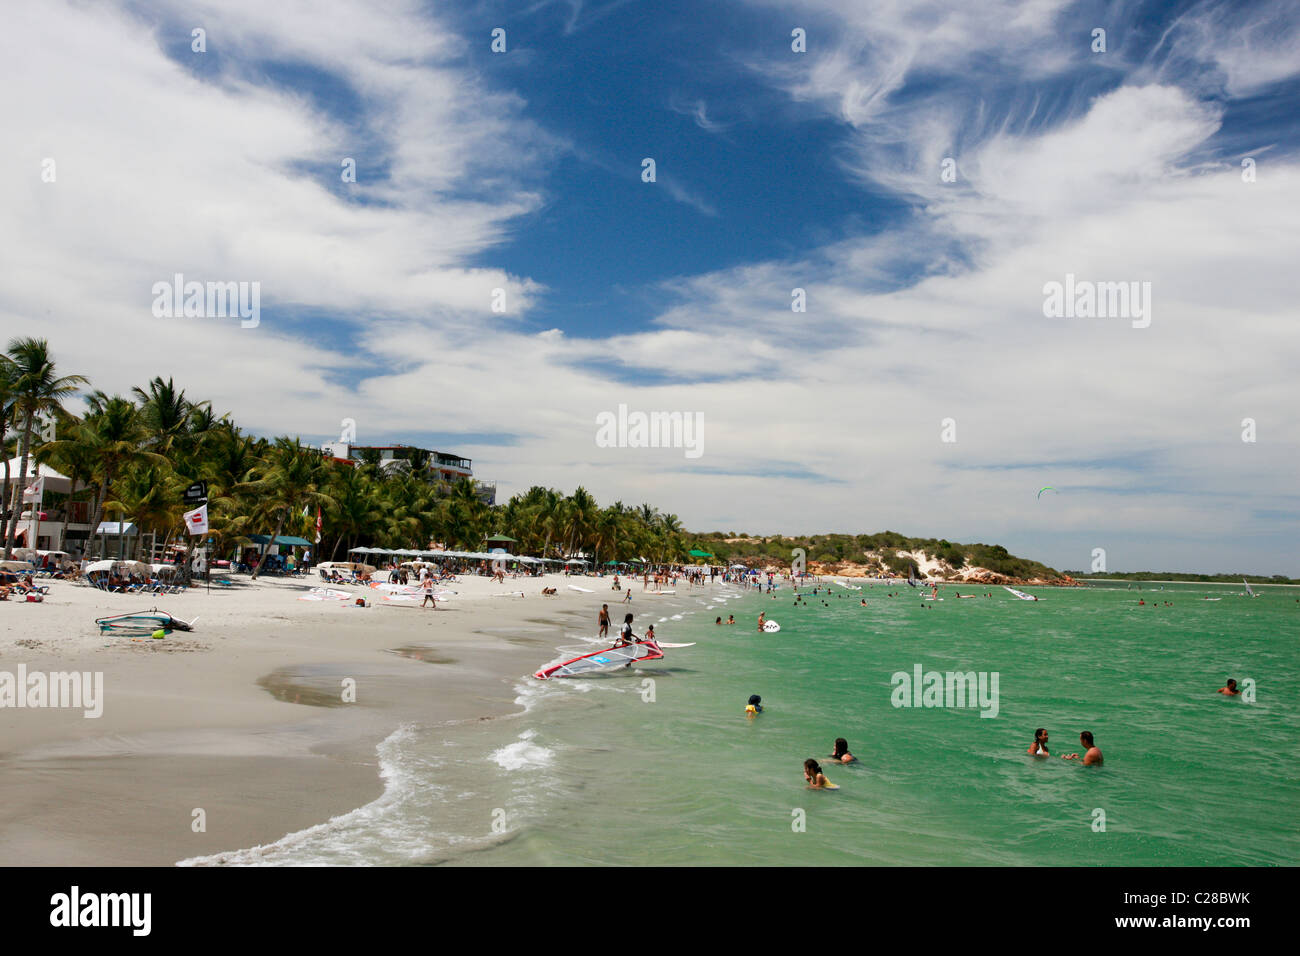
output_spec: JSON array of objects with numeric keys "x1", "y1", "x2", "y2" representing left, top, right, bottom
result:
[{"x1": 466, "y1": 581, "x2": 1300, "y2": 866}]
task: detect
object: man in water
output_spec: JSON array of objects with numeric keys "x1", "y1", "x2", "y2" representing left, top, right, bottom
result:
[
  {"x1": 1218, "y1": 678, "x2": 1240, "y2": 696},
  {"x1": 757, "y1": 611, "x2": 766, "y2": 632},
  {"x1": 1062, "y1": 731, "x2": 1103, "y2": 765},
  {"x1": 598, "y1": 604, "x2": 611, "y2": 639}
]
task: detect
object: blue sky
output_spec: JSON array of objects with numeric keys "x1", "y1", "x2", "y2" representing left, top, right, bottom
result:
[{"x1": 4, "y1": 0, "x2": 1299, "y2": 573}]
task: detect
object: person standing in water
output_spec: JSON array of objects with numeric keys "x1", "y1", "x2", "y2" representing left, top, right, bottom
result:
[
  {"x1": 1027, "y1": 728, "x2": 1049, "y2": 757},
  {"x1": 830, "y1": 738, "x2": 857, "y2": 763},
  {"x1": 1062, "y1": 731, "x2": 1103, "y2": 765},
  {"x1": 757, "y1": 611, "x2": 766, "y2": 632},
  {"x1": 614, "y1": 613, "x2": 636, "y2": 647},
  {"x1": 598, "y1": 604, "x2": 611, "y2": 639}
]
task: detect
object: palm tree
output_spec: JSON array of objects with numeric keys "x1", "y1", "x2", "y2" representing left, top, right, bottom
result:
[
  {"x1": 79, "y1": 394, "x2": 163, "y2": 558},
  {"x1": 2, "y1": 338, "x2": 87, "y2": 557},
  {"x1": 238, "y1": 438, "x2": 335, "y2": 579},
  {"x1": 35, "y1": 412, "x2": 97, "y2": 552},
  {"x1": 0, "y1": 360, "x2": 15, "y2": 542}
]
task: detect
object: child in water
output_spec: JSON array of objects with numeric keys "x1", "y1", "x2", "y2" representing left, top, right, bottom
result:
[
  {"x1": 745, "y1": 694, "x2": 763, "y2": 718},
  {"x1": 804, "y1": 759, "x2": 837, "y2": 789}
]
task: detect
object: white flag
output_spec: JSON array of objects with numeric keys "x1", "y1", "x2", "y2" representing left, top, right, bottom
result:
[
  {"x1": 183, "y1": 503, "x2": 209, "y2": 535},
  {"x1": 22, "y1": 476, "x2": 44, "y2": 502}
]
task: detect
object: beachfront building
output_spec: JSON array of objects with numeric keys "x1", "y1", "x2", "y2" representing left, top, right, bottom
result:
[
  {"x1": 1, "y1": 455, "x2": 94, "y2": 555},
  {"x1": 319, "y1": 441, "x2": 496, "y2": 505}
]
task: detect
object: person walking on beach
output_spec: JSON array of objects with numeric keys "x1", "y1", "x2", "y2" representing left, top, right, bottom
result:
[
  {"x1": 598, "y1": 604, "x2": 611, "y2": 639},
  {"x1": 1062, "y1": 731, "x2": 1102, "y2": 765},
  {"x1": 623, "y1": 588, "x2": 632, "y2": 604},
  {"x1": 420, "y1": 577, "x2": 437, "y2": 609}
]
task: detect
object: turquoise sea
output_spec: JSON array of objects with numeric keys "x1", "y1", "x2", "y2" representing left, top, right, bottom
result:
[{"x1": 193, "y1": 580, "x2": 1300, "y2": 866}]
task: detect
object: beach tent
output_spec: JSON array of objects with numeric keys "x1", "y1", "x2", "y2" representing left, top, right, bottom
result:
[{"x1": 249, "y1": 534, "x2": 313, "y2": 547}]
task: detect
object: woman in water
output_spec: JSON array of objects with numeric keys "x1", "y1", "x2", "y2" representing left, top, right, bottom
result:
[
  {"x1": 829, "y1": 738, "x2": 856, "y2": 763},
  {"x1": 1027, "y1": 728, "x2": 1049, "y2": 757},
  {"x1": 804, "y1": 759, "x2": 835, "y2": 789}
]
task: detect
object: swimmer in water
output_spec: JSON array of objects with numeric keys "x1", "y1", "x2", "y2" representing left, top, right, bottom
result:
[
  {"x1": 1218, "y1": 678, "x2": 1240, "y2": 696},
  {"x1": 1027, "y1": 728, "x2": 1049, "y2": 757},
  {"x1": 860, "y1": 599, "x2": 867, "y2": 606},
  {"x1": 716, "y1": 616, "x2": 722, "y2": 624},
  {"x1": 829, "y1": 738, "x2": 857, "y2": 763},
  {"x1": 727, "y1": 615, "x2": 735, "y2": 625},
  {"x1": 745, "y1": 694, "x2": 763, "y2": 718},
  {"x1": 1061, "y1": 731, "x2": 1103, "y2": 766},
  {"x1": 804, "y1": 758, "x2": 835, "y2": 789}
]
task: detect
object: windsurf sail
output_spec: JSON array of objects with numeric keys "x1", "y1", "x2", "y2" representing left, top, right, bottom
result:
[
  {"x1": 95, "y1": 610, "x2": 195, "y2": 634},
  {"x1": 1243, "y1": 578, "x2": 1256, "y2": 597},
  {"x1": 907, "y1": 567, "x2": 918, "y2": 588},
  {"x1": 535, "y1": 640, "x2": 664, "y2": 679},
  {"x1": 1002, "y1": 586, "x2": 1039, "y2": 601}
]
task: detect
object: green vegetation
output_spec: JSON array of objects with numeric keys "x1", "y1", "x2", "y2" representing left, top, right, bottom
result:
[
  {"x1": 1067, "y1": 571, "x2": 1299, "y2": 585},
  {"x1": 684, "y1": 531, "x2": 1063, "y2": 579},
  {"x1": 1, "y1": 340, "x2": 689, "y2": 574}
]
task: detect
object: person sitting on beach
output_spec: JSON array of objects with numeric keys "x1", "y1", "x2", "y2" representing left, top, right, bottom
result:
[
  {"x1": 746, "y1": 694, "x2": 763, "y2": 717},
  {"x1": 541, "y1": 586, "x2": 557, "y2": 595},
  {"x1": 804, "y1": 759, "x2": 835, "y2": 789},
  {"x1": 830, "y1": 738, "x2": 857, "y2": 763},
  {"x1": 1218, "y1": 678, "x2": 1240, "y2": 696},
  {"x1": 1027, "y1": 728, "x2": 1049, "y2": 757},
  {"x1": 1061, "y1": 731, "x2": 1103, "y2": 765}
]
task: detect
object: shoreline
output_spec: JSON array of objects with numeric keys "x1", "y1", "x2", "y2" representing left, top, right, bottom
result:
[{"x1": 0, "y1": 571, "x2": 649, "y2": 865}]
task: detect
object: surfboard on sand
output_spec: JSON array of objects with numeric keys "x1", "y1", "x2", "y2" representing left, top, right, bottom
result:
[{"x1": 567, "y1": 585, "x2": 594, "y2": 592}]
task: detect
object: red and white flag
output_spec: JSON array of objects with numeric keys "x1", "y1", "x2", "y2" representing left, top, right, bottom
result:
[
  {"x1": 183, "y1": 503, "x2": 209, "y2": 535},
  {"x1": 315, "y1": 506, "x2": 322, "y2": 543},
  {"x1": 22, "y1": 477, "x2": 44, "y2": 502}
]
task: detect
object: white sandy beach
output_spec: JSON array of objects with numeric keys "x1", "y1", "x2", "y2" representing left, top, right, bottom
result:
[{"x1": 0, "y1": 570, "x2": 655, "y2": 865}]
